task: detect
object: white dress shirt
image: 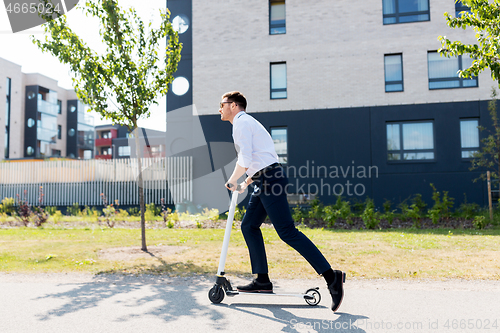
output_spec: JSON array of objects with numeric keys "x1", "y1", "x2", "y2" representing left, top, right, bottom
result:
[{"x1": 232, "y1": 111, "x2": 279, "y2": 177}]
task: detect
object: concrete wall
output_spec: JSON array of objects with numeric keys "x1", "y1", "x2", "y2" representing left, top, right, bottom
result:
[
  {"x1": 192, "y1": 0, "x2": 495, "y2": 115},
  {"x1": 0, "y1": 57, "x2": 23, "y2": 159}
]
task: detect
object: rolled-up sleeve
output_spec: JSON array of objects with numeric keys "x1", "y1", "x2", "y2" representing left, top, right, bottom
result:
[{"x1": 232, "y1": 121, "x2": 253, "y2": 168}]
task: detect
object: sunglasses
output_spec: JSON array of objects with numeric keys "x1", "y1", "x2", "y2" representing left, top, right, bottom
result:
[{"x1": 220, "y1": 101, "x2": 237, "y2": 109}]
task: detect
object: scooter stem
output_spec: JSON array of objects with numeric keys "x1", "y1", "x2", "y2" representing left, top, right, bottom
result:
[{"x1": 217, "y1": 190, "x2": 239, "y2": 276}]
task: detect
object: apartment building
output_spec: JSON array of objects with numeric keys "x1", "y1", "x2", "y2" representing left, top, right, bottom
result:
[
  {"x1": 95, "y1": 124, "x2": 166, "y2": 159},
  {"x1": 0, "y1": 57, "x2": 94, "y2": 160},
  {"x1": 165, "y1": 0, "x2": 496, "y2": 207}
]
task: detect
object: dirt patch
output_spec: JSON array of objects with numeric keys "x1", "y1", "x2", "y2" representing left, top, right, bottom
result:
[{"x1": 98, "y1": 245, "x2": 189, "y2": 261}]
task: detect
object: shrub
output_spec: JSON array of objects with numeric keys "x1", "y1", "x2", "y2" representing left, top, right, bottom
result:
[
  {"x1": 441, "y1": 191, "x2": 455, "y2": 218},
  {"x1": 308, "y1": 198, "x2": 323, "y2": 219},
  {"x1": 398, "y1": 200, "x2": 410, "y2": 221},
  {"x1": 102, "y1": 204, "x2": 117, "y2": 227},
  {"x1": 458, "y1": 194, "x2": 480, "y2": 219},
  {"x1": 0, "y1": 213, "x2": 9, "y2": 224},
  {"x1": 67, "y1": 203, "x2": 81, "y2": 216},
  {"x1": 473, "y1": 215, "x2": 488, "y2": 229},
  {"x1": 160, "y1": 198, "x2": 170, "y2": 225},
  {"x1": 382, "y1": 210, "x2": 396, "y2": 225},
  {"x1": 339, "y1": 200, "x2": 353, "y2": 224},
  {"x1": 352, "y1": 198, "x2": 366, "y2": 214},
  {"x1": 323, "y1": 205, "x2": 339, "y2": 228},
  {"x1": 383, "y1": 199, "x2": 392, "y2": 214},
  {"x1": 127, "y1": 207, "x2": 140, "y2": 216},
  {"x1": 195, "y1": 216, "x2": 203, "y2": 229},
  {"x1": 116, "y1": 209, "x2": 129, "y2": 219},
  {"x1": 45, "y1": 206, "x2": 58, "y2": 215},
  {"x1": 82, "y1": 206, "x2": 99, "y2": 217},
  {"x1": 411, "y1": 194, "x2": 427, "y2": 215},
  {"x1": 0, "y1": 197, "x2": 15, "y2": 215},
  {"x1": 430, "y1": 183, "x2": 455, "y2": 220},
  {"x1": 145, "y1": 203, "x2": 157, "y2": 222},
  {"x1": 292, "y1": 205, "x2": 305, "y2": 222},
  {"x1": 428, "y1": 208, "x2": 440, "y2": 225},
  {"x1": 100, "y1": 194, "x2": 117, "y2": 227},
  {"x1": 234, "y1": 206, "x2": 246, "y2": 221},
  {"x1": 164, "y1": 208, "x2": 174, "y2": 228},
  {"x1": 146, "y1": 203, "x2": 161, "y2": 216},
  {"x1": 364, "y1": 197, "x2": 375, "y2": 210},
  {"x1": 407, "y1": 203, "x2": 421, "y2": 228},
  {"x1": 202, "y1": 208, "x2": 220, "y2": 222},
  {"x1": 362, "y1": 207, "x2": 380, "y2": 229},
  {"x1": 32, "y1": 186, "x2": 49, "y2": 228},
  {"x1": 50, "y1": 210, "x2": 63, "y2": 224},
  {"x1": 333, "y1": 196, "x2": 344, "y2": 210},
  {"x1": 16, "y1": 191, "x2": 32, "y2": 227}
]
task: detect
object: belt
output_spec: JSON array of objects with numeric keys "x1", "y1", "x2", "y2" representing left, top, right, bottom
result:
[{"x1": 251, "y1": 163, "x2": 282, "y2": 181}]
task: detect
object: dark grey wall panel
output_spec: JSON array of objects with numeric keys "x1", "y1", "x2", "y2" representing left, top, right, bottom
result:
[
  {"x1": 198, "y1": 100, "x2": 489, "y2": 208},
  {"x1": 166, "y1": 0, "x2": 193, "y2": 112}
]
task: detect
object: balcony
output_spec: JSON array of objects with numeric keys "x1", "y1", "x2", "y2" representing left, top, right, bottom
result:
[
  {"x1": 78, "y1": 111, "x2": 94, "y2": 126},
  {"x1": 95, "y1": 138, "x2": 112, "y2": 147},
  {"x1": 95, "y1": 154, "x2": 112, "y2": 160},
  {"x1": 38, "y1": 99, "x2": 58, "y2": 116}
]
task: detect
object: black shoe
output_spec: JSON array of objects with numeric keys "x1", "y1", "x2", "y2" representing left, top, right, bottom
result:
[
  {"x1": 328, "y1": 270, "x2": 345, "y2": 312},
  {"x1": 236, "y1": 279, "x2": 273, "y2": 293}
]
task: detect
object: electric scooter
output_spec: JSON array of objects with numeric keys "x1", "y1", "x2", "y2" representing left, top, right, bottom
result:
[{"x1": 208, "y1": 185, "x2": 322, "y2": 306}]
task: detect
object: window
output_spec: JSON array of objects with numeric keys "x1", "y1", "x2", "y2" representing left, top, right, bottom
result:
[
  {"x1": 118, "y1": 146, "x2": 131, "y2": 157},
  {"x1": 57, "y1": 100, "x2": 62, "y2": 114},
  {"x1": 57, "y1": 125, "x2": 62, "y2": 140},
  {"x1": 5, "y1": 77, "x2": 11, "y2": 159},
  {"x1": 269, "y1": 0, "x2": 285, "y2": 34},
  {"x1": 455, "y1": 0, "x2": 471, "y2": 17},
  {"x1": 387, "y1": 121, "x2": 435, "y2": 161},
  {"x1": 270, "y1": 62, "x2": 287, "y2": 99},
  {"x1": 428, "y1": 51, "x2": 477, "y2": 89},
  {"x1": 52, "y1": 149, "x2": 61, "y2": 157},
  {"x1": 101, "y1": 147, "x2": 112, "y2": 155},
  {"x1": 460, "y1": 119, "x2": 479, "y2": 158},
  {"x1": 383, "y1": 0, "x2": 430, "y2": 24},
  {"x1": 101, "y1": 131, "x2": 111, "y2": 139},
  {"x1": 384, "y1": 54, "x2": 404, "y2": 92},
  {"x1": 271, "y1": 127, "x2": 287, "y2": 165}
]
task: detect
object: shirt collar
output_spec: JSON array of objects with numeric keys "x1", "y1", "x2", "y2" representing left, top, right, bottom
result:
[{"x1": 233, "y1": 111, "x2": 246, "y2": 123}]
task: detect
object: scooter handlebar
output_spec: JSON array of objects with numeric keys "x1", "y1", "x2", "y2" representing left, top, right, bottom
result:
[{"x1": 226, "y1": 183, "x2": 241, "y2": 191}]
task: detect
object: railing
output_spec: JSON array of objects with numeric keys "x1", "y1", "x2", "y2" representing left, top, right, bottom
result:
[
  {"x1": 38, "y1": 99, "x2": 59, "y2": 116},
  {"x1": 95, "y1": 138, "x2": 112, "y2": 147},
  {"x1": 0, "y1": 157, "x2": 192, "y2": 206}
]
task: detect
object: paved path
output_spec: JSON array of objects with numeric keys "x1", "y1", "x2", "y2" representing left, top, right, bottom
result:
[{"x1": 0, "y1": 273, "x2": 499, "y2": 333}]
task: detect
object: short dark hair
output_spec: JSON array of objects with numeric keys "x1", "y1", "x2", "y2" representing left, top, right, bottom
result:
[{"x1": 222, "y1": 91, "x2": 247, "y2": 110}]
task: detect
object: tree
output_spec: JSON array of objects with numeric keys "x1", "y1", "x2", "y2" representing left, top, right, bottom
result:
[
  {"x1": 438, "y1": 0, "x2": 500, "y2": 181},
  {"x1": 438, "y1": 0, "x2": 500, "y2": 87},
  {"x1": 32, "y1": 0, "x2": 182, "y2": 251},
  {"x1": 470, "y1": 88, "x2": 500, "y2": 180}
]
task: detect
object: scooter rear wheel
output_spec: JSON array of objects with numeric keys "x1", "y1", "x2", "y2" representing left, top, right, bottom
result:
[{"x1": 208, "y1": 285, "x2": 225, "y2": 304}]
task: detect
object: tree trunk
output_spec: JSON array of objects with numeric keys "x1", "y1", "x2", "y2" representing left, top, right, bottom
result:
[{"x1": 134, "y1": 127, "x2": 147, "y2": 252}]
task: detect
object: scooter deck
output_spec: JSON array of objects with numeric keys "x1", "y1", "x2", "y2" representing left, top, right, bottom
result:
[{"x1": 226, "y1": 290, "x2": 315, "y2": 300}]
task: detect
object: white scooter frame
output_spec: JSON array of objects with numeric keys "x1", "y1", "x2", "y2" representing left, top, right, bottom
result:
[{"x1": 208, "y1": 187, "x2": 322, "y2": 306}]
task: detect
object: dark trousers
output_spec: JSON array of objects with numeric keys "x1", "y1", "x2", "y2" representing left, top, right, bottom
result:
[{"x1": 241, "y1": 167, "x2": 331, "y2": 275}]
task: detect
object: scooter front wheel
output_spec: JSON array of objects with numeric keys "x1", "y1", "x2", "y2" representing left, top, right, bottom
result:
[
  {"x1": 304, "y1": 288, "x2": 321, "y2": 306},
  {"x1": 208, "y1": 285, "x2": 225, "y2": 304}
]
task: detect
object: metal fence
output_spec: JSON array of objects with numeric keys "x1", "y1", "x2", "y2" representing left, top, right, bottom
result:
[{"x1": 0, "y1": 157, "x2": 192, "y2": 207}]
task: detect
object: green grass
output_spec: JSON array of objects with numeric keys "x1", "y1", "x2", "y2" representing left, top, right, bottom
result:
[{"x1": 0, "y1": 225, "x2": 499, "y2": 279}]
